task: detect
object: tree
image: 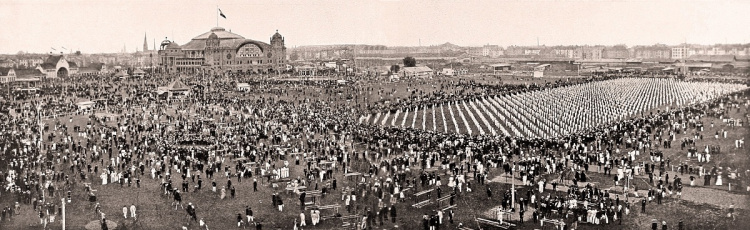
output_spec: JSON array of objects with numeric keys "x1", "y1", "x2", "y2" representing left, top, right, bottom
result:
[
  {"x1": 75, "y1": 51, "x2": 82, "y2": 55},
  {"x1": 390, "y1": 65, "x2": 400, "y2": 73},
  {"x1": 403, "y1": 57, "x2": 416, "y2": 67}
]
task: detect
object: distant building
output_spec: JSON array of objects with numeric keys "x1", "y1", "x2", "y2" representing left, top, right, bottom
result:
[
  {"x1": 14, "y1": 69, "x2": 44, "y2": 80},
  {"x1": 490, "y1": 63, "x2": 512, "y2": 74},
  {"x1": 36, "y1": 55, "x2": 78, "y2": 79},
  {"x1": 577, "y1": 46, "x2": 603, "y2": 60},
  {"x1": 603, "y1": 45, "x2": 629, "y2": 59},
  {"x1": 158, "y1": 27, "x2": 287, "y2": 75},
  {"x1": 551, "y1": 47, "x2": 576, "y2": 58},
  {"x1": 441, "y1": 68, "x2": 455, "y2": 76},
  {"x1": 0, "y1": 68, "x2": 16, "y2": 84},
  {"x1": 0, "y1": 59, "x2": 15, "y2": 68},
  {"x1": 524, "y1": 49, "x2": 541, "y2": 55},
  {"x1": 401, "y1": 66, "x2": 433, "y2": 78},
  {"x1": 77, "y1": 63, "x2": 108, "y2": 76},
  {"x1": 296, "y1": 65, "x2": 316, "y2": 76},
  {"x1": 143, "y1": 33, "x2": 149, "y2": 52},
  {"x1": 467, "y1": 47, "x2": 483, "y2": 57},
  {"x1": 671, "y1": 47, "x2": 690, "y2": 59},
  {"x1": 632, "y1": 45, "x2": 672, "y2": 61}
]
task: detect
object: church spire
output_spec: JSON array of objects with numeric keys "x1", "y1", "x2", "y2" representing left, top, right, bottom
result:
[{"x1": 143, "y1": 33, "x2": 149, "y2": 51}]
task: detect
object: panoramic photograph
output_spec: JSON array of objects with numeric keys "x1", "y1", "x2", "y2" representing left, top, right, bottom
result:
[{"x1": 1, "y1": 0, "x2": 749, "y2": 229}]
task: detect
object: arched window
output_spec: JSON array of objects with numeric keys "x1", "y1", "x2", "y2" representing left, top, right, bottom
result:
[{"x1": 238, "y1": 44, "x2": 262, "y2": 57}]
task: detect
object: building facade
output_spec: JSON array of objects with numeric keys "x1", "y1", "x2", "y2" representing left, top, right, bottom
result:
[
  {"x1": 671, "y1": 47, "x2": 689, "y2": 59},
  {"x1": 36, "y1": 55, "x2": 78, "y2": 79},
  {"x1": 158, "y1": 27, "x2": 287, "y2": 74},
  {"x1": 0, "y1": 68, "x2": 16, "y2": 84},
  {"x1": 401, "y1": 66, "x2": 433, "y2": 78}
]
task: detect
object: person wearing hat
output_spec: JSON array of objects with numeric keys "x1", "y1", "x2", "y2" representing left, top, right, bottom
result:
[
  {"x1": 187, "y1": 202, "x2": 197, "y2": 222},
  {"x1": 662, "y1": 221, "x2": 668, "y2": 230}
]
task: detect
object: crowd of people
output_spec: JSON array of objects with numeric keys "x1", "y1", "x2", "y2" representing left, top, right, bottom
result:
[{"x1": 0, "y1": 71, "x2": 747, "y2": 229}]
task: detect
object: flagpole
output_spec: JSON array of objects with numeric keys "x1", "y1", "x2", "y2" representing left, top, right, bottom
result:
[{"x1": 216, "y1": 5, "x2": 219, "y2": 27}]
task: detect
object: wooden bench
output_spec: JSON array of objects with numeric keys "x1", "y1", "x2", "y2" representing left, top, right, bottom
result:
[
  {"x1": 476, "y1": 217, "x2": 515, "y2": 229},
  {"x1": 436, "y1": 194, "x2": 456, "y2": 210},
  {"x1": 436, "y1": 195, "x2": 452, "y2": 203},
  {"x1": 441, "y1": 205, "x2": 456, "y2": 211},
  {"x1": 414, "y1": 188, "x2": 434, "y2": 197},
  {"x1": 341, "y1": 214, "x2": 359, "y2": 227},
  {"x1": 412, "y1": 199, "x2": 432, "y2": 208}
]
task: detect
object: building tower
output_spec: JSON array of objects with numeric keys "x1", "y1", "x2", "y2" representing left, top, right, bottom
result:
[
  {"x1": 270, "y1": 30, "x2": 286, "y2": 72},
  {"x1": 143, "y1": 33, "x2": 149, "y2": 52}
]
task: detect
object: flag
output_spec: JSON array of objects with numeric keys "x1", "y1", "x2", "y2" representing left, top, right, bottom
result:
[{"x1": 219, "y1": 8, "x2": 226, "y2": 19}]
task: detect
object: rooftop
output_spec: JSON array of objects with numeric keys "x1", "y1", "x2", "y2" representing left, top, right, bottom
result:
[
  {"x1": 192, "y1": 27, "x2": 245, "y2": 40},
  {"x1": 0, "y1": 67, "x2": 12, "y2": 76}
]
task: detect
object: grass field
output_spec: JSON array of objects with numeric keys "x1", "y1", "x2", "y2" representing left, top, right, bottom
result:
[{"x1": 2, "y1": 76, "x2": 749, "y2": 230}]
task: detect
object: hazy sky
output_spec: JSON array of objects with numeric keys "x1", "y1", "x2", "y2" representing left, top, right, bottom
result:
[{"x1": 1, "y1": 0, "x2": 749, "y2": 54}]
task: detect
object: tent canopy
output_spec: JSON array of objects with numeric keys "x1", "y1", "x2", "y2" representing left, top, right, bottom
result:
[{"x1": 167, "y1": 80, "x2": 190, "y2": 91}]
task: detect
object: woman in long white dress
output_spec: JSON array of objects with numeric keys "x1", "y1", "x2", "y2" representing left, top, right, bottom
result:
[
  {"x1": 101, "y1": 172, "x2": 108, "y2": 185},
  {"x1": 716, "y1": 174, "x2": 723, "y2": 186}
]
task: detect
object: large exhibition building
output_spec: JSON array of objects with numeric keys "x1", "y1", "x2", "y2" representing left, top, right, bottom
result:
[{"x1": 158, "y1": 27, "x2": 287, "y2": 74}]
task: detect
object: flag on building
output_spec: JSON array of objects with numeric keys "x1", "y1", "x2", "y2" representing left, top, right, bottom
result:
[{"x1": 219, "y1": 9, "x2": 226, "y2": 19}]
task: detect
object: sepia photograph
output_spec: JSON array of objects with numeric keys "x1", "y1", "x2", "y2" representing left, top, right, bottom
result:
[{"x1": 0, "y1": 0, "x2": 749, "y2": 229}]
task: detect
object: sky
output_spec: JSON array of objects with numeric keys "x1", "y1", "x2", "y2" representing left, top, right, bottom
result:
[{"x1": 1, "y1": 0, "x2": 749, "y2": 54}]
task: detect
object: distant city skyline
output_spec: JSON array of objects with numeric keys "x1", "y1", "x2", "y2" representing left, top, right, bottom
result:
[{"x1": 2, "y1": 0, "x2": 749, "y2": 54}]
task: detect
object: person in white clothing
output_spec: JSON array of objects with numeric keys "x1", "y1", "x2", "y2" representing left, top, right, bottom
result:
[
  {"x1": 200, "y1": 218, "x2": 208, "y2": 230},
  {"x1": 130, "y1": 204, "x2": 137, "y2": 220},
  {"x1": 300, "y1": 212, "x2": 306, "y2": 226}
]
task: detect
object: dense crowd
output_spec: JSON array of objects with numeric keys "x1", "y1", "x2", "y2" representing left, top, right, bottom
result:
[{"x1": 0, "y1": 72, "x2": 747, "y2": 230}]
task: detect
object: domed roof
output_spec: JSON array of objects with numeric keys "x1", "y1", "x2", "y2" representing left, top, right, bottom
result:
[
  {"x1": 193, "y1": 27, "x2": 244, "y2": 40},
  {"x1": 272, "y1": 30, "x2": 283, "y2": 40},
  {"x1": 166, "y1": 42, "x2": 180, "y2": 49},
  {"x1": 160, "y1": 39, "x2": 172, "y2": 46},
  {"x1": 208, "y1": 32, "x2": 219, "y2": 40}
]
